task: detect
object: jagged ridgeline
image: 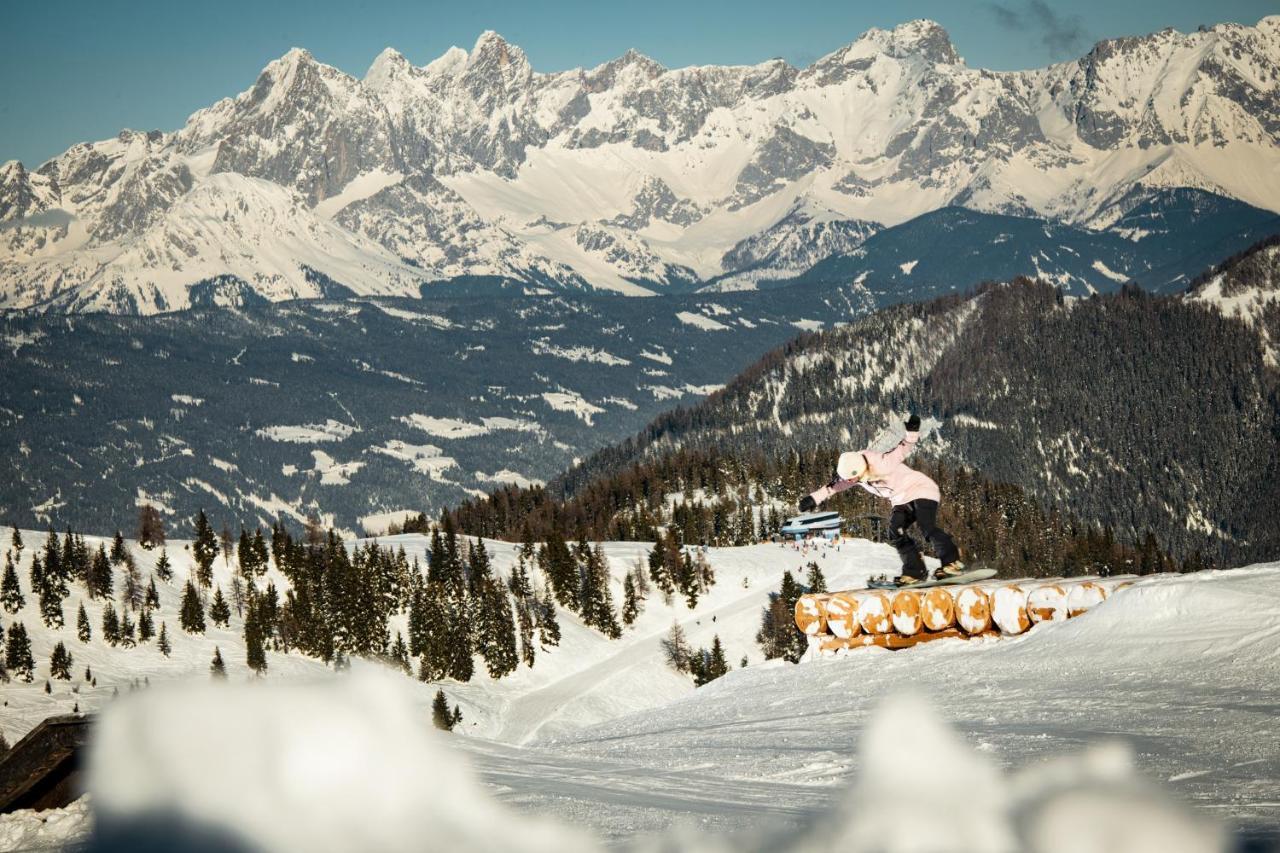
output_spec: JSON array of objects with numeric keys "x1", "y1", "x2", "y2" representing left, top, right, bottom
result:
[{"x1": 453, "y1": 238, "x2": 1280, "y2": 567}]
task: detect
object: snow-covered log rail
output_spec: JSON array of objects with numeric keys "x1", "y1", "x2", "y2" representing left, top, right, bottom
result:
[{"x1": 795, "y1": 576, "x2": 1135, "y2": 654}]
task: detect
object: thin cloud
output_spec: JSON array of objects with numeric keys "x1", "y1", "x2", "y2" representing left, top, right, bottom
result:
[{"x1": 987, "y1": 0, "x2": 1089, "y2": 57}]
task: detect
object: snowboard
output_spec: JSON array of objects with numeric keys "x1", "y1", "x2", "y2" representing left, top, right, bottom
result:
[{"x1": 866, "y1": 567, "x2": 997, "y2": 590}]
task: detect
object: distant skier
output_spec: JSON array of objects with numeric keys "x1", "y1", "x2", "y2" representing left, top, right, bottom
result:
[{"x1": 798, "y1": 414, "x2": 963, "y2": 587}]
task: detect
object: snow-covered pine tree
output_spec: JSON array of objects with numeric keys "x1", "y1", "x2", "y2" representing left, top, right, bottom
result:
[
  {"x1": 180, "y1": 580, "x2": 206, "y2": 633},
  {"x1": 1, "y1": 553, "x2": 24, "y2": 613},
  {"x1": 157, "y1": 622, "x2": 171, "y2": 657},
  {"x1": 89, "y1": 545, "x2": 113, "y2": 600},
  {"x1": 154, "y1": 549, "x2": 173, "y2": 582},
  {"x1": 76, "y1": 602, "x2": 91, "y2": 642},
  {"x1": 50, "y1": 641, "x2": 73, "y2": 680},
  {"x1": 209, "y1": 585, "x2": 231, "y2": 627},
  {"x1": 431, "y1": 689, "x2": 454, "y2": 731},
  {"x1": 5, "y1": 621, "x2": 34, "y2": 682},
  {"x1": 138, "y1": 607, "x2": 154, "y2": 642},
  {"x1": 101, "y1": 601, "x2": 121, "y2": 646},
  {"x1": 210, "y1": 646, "x2": 227, "y2": 679},
  {"x1": 621, "y1": 572, "x2": 640, "y2": 626},
  {"x1": 192, "y1": 510, "x2": 218, "y2": 588}
]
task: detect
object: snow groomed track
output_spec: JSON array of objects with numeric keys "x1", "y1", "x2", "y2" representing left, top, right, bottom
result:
[{"x1": 795, "y1": 576, "x2": 1136, "y2": 652}]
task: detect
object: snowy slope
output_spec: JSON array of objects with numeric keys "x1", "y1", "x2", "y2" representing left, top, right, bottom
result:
[
  {"x1": 3, "y1": 524, "x2": 1277, "y2": 849},
  {"x1": 2, "y1": 17, "x2": 1278, "y2": 312}
]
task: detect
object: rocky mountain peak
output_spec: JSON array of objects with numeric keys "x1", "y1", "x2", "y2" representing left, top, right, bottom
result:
[
  {"x1": 852, "y1": 19, "x2": 961, "y2": 65},
  {"x1": 364, "y1": 47, "x2": 411, "y2": 86}
]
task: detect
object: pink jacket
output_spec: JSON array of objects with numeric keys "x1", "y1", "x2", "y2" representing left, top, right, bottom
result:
[{"x1": 810, "y1": 431, "x2": 940, "y2": 508}]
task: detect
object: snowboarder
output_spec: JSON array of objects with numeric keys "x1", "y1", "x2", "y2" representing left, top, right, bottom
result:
[{"x1": 798, "y1": 414, "x2": 963, "y2": 587}]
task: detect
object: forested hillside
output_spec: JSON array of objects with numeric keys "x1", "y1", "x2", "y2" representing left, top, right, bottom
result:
[{"x1": 453, "y1": 239, "x2": 1280, "y2": 566}]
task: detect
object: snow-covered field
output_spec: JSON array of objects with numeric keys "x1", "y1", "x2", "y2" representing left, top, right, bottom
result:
[{"x1": 1, "y1": 530, "x2": 1277, "y2": 850}]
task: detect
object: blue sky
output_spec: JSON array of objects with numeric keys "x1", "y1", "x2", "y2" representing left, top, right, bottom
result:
[{"x1": 1, "y1": 0, "x2": 1272, "y2": 167}]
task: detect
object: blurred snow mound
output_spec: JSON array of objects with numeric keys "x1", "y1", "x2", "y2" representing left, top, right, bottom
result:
[
  {"x1": 86, "y1": 664, "x2": 594, "y2": 853},
  {"x1": 80, "y1": 670, "x2": 1225, "y2": 853}
]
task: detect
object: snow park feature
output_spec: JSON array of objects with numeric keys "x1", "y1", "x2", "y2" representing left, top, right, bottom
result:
[{"x1": 795, "y1": 576, "x2": 1136, "y2": 652}]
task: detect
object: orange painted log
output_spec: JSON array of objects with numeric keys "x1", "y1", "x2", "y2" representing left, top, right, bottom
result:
[
  {"x1": 858, "y1": 590, "x2": 893, "y2": 635},
  {"x1": 1027, "y1": 583, "x2": 1068, "y2": 623},
  {"x1": 819, "y1": 628, "x2": 997, "y2": 652},
  {"x1": 794, "y1": 594, "x2": 830, "y2": 635},
  {"x1": 955, "y1": 586, "x2": 992, "y2": 635},
  {"x1": 921, "y1": 587, "x2": 955, "y2": 631},
  {"x1": 890, "y1": 589, "x2": 923, "y2": 636},
  {"x1": 822, "y1": 592, "x2": 861, "y2": 639},
  {"x1": 991, "y1": 584, "x2": 1032, "y2": 635},
  {"x1": 1066, "y1": 580, "x2": 1107, "y2": 617}
]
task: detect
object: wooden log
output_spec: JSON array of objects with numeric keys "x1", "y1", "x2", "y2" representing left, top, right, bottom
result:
[
  {"x1": 921, "y1": 587, "x2": 955, "y2": 631},
  {"x1": 991, "y1": 584, "x2": 1032, "y2": 635},
  {"x1": 819, "y1": 627, "x2": 998, "y2": 652},
  {"x1": 1027, "y1": 583, "x2": 1068, "y2": 623},
  {"x1": 0, "y1": 715, "x2": 93, "y2": 814},
  {"x1": 794, "y1": 593, "x2": 830, "y2": 636},
  {"x1": 858, "y1": 590, "x2": 893, "y2": 635},
  {"x1": 822, "y1": 592, "x2": 861, "y2": 639},
  {"x1": 890, "y1": 589, "x2": 923, "y2": 636},
  {"x1": 955, "y1": 586, "x2": 992, "y2": 635},
  {"x1": 1066, "y1": 580, "x2": 1107, "y2": 617}
]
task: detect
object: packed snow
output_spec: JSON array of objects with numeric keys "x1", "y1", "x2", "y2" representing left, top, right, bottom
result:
[{"x1": 0, "y1": 530, "x2": 1277, "y2": 849}]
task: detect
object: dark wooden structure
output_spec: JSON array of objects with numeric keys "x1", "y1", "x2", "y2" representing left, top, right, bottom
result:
[{"x1": 0, "y1": 714, "x2": 94, "y2": 814}]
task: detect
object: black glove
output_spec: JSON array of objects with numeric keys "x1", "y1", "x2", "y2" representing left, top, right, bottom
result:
[
  {"x1": 905, "y1": 414, "x2": 921, "y2": 432},
  {"x1": 798, "y1": 495, "x2": 817, "y2": 512}
]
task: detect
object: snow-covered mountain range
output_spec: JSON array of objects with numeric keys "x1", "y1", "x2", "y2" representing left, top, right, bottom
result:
[{"x1": 1, "y1": 17, "x2": 1278, "y2": 313}]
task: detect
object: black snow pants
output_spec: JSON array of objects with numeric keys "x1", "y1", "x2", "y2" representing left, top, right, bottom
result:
[{"x1": 888, "y1": 499, "x2": 959, "y2": 579}]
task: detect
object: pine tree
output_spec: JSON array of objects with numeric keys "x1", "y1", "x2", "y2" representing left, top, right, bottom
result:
[
  {"x1": 157, "y1": 622, "x2": 171, "y2": 657},
  {"x1": 119, "y1": 608, "x2": 136, "y2": 647},
  {"x1": 805, "y1": 562, "x2": 827, "y2": 594},
  {"x1": 50, "y1": 641, "x2": 73, "y2": 680},
  {"x1": 145, "y1": 576, "x2": 160, "y2": 610},
  {"x1": 477, "y1": 576, "x2": 518, "y2": 679},
  {"x1": 38, "y1": 567, "x2": 66, "y2": 629},
  {"x1": 581, "y1": 545, "x2": 621, "y2": 638},
  {"x1": 192, "y1": 510, "x2": 218, "y2": 587},
  {"x1": 1, "y1": 554, "x2": 23, "y2": 613},
  {"x1": 536, "y1": 587, "x2": 561, "y2": 648},
  {"x1": 647, "y1": 534, "x2": 674, "y2": 597},
  {"x1": 179, "y1": 581, "x2": 206, "y2": 633},
  {"x1": 210, "y1": 647, "x2": 227, "y2": 679},
  {"x1": 5, "y1": 621, "x2": 34, "y2": 682},
  {"x1": 621, "y1": 572, "x2": 641, "y2": 626},
  {"x1": 136, "y1": 504, "x2": 165, "y2": 550},
  {"x1": 209, "y1": 586, "x2": 231, "y2": 627},
  {"x1": 76, "y1": 602, "x2": 91, "y2": 643},
  {"x1": 154, "y1": 549, "x2": 173, "y2": 582},
  {"x1": 539, "y1": 529, "x2": 580, "y2": 612},
  {"x1": 109, "y1": 531, "x2": 127, "y2": 565},
  {"x1": 122, "y1": 555, "x2": 143, "y2": 611},
  {"x1": 220, "y1": 524, "x2": 234, "y2": 566},
  {"x1": 244, "y1": 603, "x2": 267, "y2": 674},
  {"x1": 9, "y1": 525, "x2": 21, "y2": 552},
  {"x1": 706, "y1": 635, "x2": 729, "y2": 683},
  {"x1": 101, "y1": 601, "x2": 121, "y2": 646},
  {"x1": 431, "y1": 689, "x2": 454, "y2": 731},
  {"x1": 451, "y1": 706, "x2": 463, "y2": 728},
  {"x1": 138, "y1": 607, "x2": 155, "y2": 642},
  {"x1": 515, "y1": 599, "x2": 536, "y2": 668},
  {"x1": 252, "y1": 528, "x2": 270, "y2": 574},
  {"x1": 89, "y1": 546, "x2": 113, "y2": 600},
  {"x1": 390, "y1": 631, "x2": 411, "y2": 675}
]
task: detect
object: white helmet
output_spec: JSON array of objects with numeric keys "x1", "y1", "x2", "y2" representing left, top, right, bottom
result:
[{"x1": 836, "y1": 451, "x2": 868, "y2": 481}]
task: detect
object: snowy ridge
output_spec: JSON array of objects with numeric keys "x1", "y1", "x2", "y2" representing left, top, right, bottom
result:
[{"x1": 2, "y1": 17, "x2": 1278, "y2": 312}]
